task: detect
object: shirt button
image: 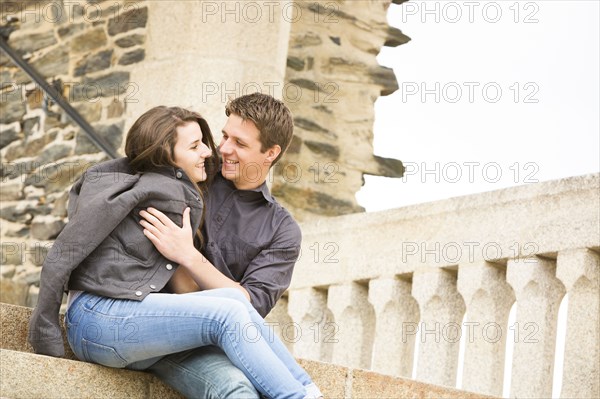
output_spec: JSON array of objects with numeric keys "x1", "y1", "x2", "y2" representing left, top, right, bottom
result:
[
  {"x1": 150, "y1": 284, "x2": 156, "y2": 290},
  {"x1": 166, "y1": 264, "x2": 173, "y2": 270},
  {"x1": 176, "y1": 171, "x2": 183, "y2": 179},
  {"x1": 135, "y1": 291, "x2": 143, "y2": 297}
]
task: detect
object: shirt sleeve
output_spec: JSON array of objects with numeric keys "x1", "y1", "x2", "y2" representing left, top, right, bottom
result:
[{"x1": 239, "y1": 215, "x2": 302, "y2": 317}]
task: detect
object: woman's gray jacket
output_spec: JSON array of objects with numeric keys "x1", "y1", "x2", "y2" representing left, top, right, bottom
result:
[{"x1": 28, "y1": 158, "x2": 204, "y2": 358}]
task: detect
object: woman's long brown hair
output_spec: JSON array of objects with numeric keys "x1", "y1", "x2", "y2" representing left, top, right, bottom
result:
[{"x1": 124, "y1": 106, "x2": 219, "y2": 248}]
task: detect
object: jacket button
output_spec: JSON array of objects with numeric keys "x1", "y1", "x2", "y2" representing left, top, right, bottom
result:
[
  {"x1": 135, "y1": 291, "x2": 143, "y2": 297},
  {"x1": 150, "y1": 285, "x2": 156, "y2": 290},
  {"x1": 176, "y1": 171, "x2": 183, "y2": 179},
  {"x1": 166, "y1": 264, "x2": 173, "y2": 270}
]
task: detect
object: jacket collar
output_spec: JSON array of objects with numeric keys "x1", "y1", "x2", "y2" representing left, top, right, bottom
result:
[{"x1": 150, "y1": 165, "x2": 198, "y2": 190}]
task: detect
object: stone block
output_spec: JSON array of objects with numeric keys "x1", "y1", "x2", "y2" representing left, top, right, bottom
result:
[
  {"x1": 22, "y1": 116, "x2": 40, "y2": 135},
  {"x1": 106, "y1": 100, "x2": 124, "y2": 118},
  {"x1": 26, "y1": 87, "x2": 44, "y2": 109},
  {"x1": 24, "y1": 130, "x2": 58, "y2": 157},
  {"x1": 3, "y1": 140, "x2": 25, "y2": 161},
  {"x1": 299, "y1": 359, "x2": 347, "y2": 398},
  {"x1": 0, "y1": 303, "x2": 73, "y2": 359},
  {"x1": 287, "y1": 56, "x2": 306, "y2": 71},
  {"x1": 304, "y1": 140, "x2": 340, "y2": 160},
  {"x1": 0, "y1": 89, "x2": 26, "y2": 124},
  {"x1": 0, "y1": 279, "x2": 28, "y2": 306},
  {"x1": 115, "y1": 33, "x2": 146, "y2": 48},
  {"x1": 72, "y1": 71, "x2": 130, "y2": 101},
  {"x1": 1, "y1": 158, "x2": 36, "y2": 180},
  {"x1": 57, "y1": 22, "x2": 86, "y2": 38},
  {"x1": 5, "y1": 226, "x2": 30, "y2": 238},
  {"x1": 70, "y1": 27, "x2": 107, "y2": 53},
  {"x1": 0, "y1": 178, "x2": 24, "y2": 201},
  {"x1": 0, "y1": 349, "x2": 183, "y2": 399},
  {"x1": 1, "y1": 241, "x2": 23, "y2": 265},
  {"x1": 118, "y1": 48, "x2": 145, "y2": 65},
  {"x1": 31, "y1": 44, "x2": 69, "y2": 78},
  {"x1": 0, "y1": 122, "x2": 21, "y2": 149},
  {"x1": 74, "y1": 49, "x2": 114, "y2": 76},
  {"x1": 35, "y1": 143, "x2": 73, "y2": 165},
  {"x1": 74, "y1": 122, "x2": 123, "y2": 155},
  {"x1": 0, "y1": 201, "x2": 35, "y2": 224},
  {"x1": 73, "y1": 100, "x2": 103, "y2": 123},
  {"x1": 0, "y1": 68, "x2": 11, "y2": 85},
  {"x1": 272, "y1": 185, "x2": 361, "y2": 216},
  {"x1": 30, "y1": 214, "x2": 65, "y2": 240},
  {"x1": 23, "y1": 159, "x2": 88, "y2": 193},
  {"x1": 0, "y1": 265, "x2": 16, "y2": 278},
  {"x1": 50, "y1": 191, "x2": 70, "y2": 218},
  {"x1": 291, "y1": 32, "x2": 322, "y2": 48},
  {"x1": 107, "y1": 6, "x2": 148, "y2": 35},
  {"x1": 352, "y1": 369, "x2": 492, "y2": 399},
  {"x1": 8, "y1": 30, "x2": 57, "y2": 55}
]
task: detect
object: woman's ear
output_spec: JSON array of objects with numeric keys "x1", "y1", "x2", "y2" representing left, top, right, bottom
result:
[{"x1": 265, "y1": 145, "x2": 282, "y2": 164}]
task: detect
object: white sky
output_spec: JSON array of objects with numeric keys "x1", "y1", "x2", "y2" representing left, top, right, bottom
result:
[{"x1": 356, "y1": 0, "x2": 600, "y2": 212}]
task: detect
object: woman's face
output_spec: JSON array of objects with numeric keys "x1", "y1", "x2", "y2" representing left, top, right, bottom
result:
[{"x1": 173, "y1": 121, "x2": 212, "y2": 182}]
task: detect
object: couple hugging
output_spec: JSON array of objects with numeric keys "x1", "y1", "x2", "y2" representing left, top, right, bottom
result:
[{"x1": 29, "y1": 93, "x2": 323, "y2": 399}]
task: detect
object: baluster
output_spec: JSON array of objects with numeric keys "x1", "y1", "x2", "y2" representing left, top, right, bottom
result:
[
  {"x1": 412, "y1": 268, "x2": 466, "y2": 386},
  {"x1": 265, "y1": 295, "x2": 294, "y2": 352},
  {"x1": 507, "y1": 257, "x2": 565, "y2": 398},
  {"x1": 368, "y1": 277, "x2": 419, "y2": 377},
  {"x1": 327, "y1": 282, "x2": 375, "y2": 369},
  {"x1": 287, "y1": 287, "x2": 332, "y2": 362},
  {"x1": 556, "y1": 249, "x2": 599, "y2": 399},
  {"x1": 457, "y1": 261, "x2": 515, "y2": 397}
]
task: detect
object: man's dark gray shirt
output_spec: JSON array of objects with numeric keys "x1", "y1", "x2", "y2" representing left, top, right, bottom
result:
[{"x1": 201, "y1": 172, "x2": 301, "y2": 317}]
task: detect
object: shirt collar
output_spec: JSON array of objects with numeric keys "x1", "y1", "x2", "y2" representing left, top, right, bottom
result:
[{"x1": 219, "y1": 172, "x2": 275, "y2": 204}]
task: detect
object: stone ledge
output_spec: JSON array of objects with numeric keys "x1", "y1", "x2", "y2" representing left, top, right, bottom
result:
[
  {"x1": 0, "y1": 349, "x2": 182, "y2": 399},
  {"x1": 1, "y1": 302, "x2": 494, "y2": 398},
  {"x1": 0, "y1": 302, "x2": 75, "y2": 359}
]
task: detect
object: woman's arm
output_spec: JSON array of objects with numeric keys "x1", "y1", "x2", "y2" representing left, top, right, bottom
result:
[{"x1": 139, "y1": 207, "x2": 251, "y2": 301}]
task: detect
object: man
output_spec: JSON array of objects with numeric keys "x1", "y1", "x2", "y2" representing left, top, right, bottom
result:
[{"x1": 144, "y1": 93, "x2": 302, "y2": 397}]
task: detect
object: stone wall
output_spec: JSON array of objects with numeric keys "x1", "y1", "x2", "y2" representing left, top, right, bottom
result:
[
  {"x1": 274, "y1": 0, "x2": 409, "y2": 220},
  {"x1": 1, "y1": 0, "x2": 149, "y2": 306}
]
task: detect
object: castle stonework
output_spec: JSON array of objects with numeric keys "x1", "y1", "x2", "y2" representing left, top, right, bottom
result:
[{"x1": 273, "y1": 0, "x2": 408, "y2": 220}]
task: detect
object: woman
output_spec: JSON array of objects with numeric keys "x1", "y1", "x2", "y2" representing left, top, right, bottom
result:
[{"x1": 28, "y1": 106, "x2": 322, "y2": 399}]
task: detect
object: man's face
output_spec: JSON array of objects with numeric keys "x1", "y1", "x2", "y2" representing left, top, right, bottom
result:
[{"x1": 219, "y1": 114, "x2": 280, "y2": 190}]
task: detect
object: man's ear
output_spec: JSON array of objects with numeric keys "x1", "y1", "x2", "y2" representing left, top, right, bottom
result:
[{"x1": 265, "y1": 145, "x2": 282, "y2": 164}]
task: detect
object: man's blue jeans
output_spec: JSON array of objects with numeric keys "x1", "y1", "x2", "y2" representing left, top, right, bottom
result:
[{"x1": 65, "y1": 288, "x2": 311, "y2": 398}]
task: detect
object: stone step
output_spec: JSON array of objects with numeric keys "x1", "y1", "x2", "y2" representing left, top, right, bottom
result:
[
  {"x1": 0, "y1": 348, "x2": 181, "y2": 399},
  {"x1": 0, "y1": 302, "x2": 491, "y2": 398}
]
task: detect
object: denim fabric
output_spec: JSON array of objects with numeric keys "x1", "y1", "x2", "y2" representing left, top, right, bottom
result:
[
  {"x1": 148, "y1": 346, "x2": 259, "y2": 398},
  {"x1": 65, "y1": 288, "x2": 311, "y2": 399}
]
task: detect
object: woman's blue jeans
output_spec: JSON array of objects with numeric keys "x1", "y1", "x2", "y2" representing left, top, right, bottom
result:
[{"x1": 65, "y1": 288, "x2": 311, "y2": 399}]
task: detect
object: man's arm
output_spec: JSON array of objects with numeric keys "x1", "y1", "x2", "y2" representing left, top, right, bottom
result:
[
  {"x1": 236, "y1": 217, "x2": 301, "y2": 317},
  {"x1": 140, "y1": 207, "x2": 251, "y2": 301}
]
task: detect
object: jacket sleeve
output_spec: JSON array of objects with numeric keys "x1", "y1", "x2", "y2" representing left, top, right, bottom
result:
[{"x1": 28, "y1": 170, "x2": 141, "y2": 357}]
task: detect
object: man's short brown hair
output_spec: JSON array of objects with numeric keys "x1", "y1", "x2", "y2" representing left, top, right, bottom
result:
[{"x1": 225, "y1": 93, "x2": 293, "y2": 166}]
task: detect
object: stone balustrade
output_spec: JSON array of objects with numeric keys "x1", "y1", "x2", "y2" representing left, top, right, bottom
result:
[{"x1": 267, "y1": 173, "x2": 600, "y2": 398}]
